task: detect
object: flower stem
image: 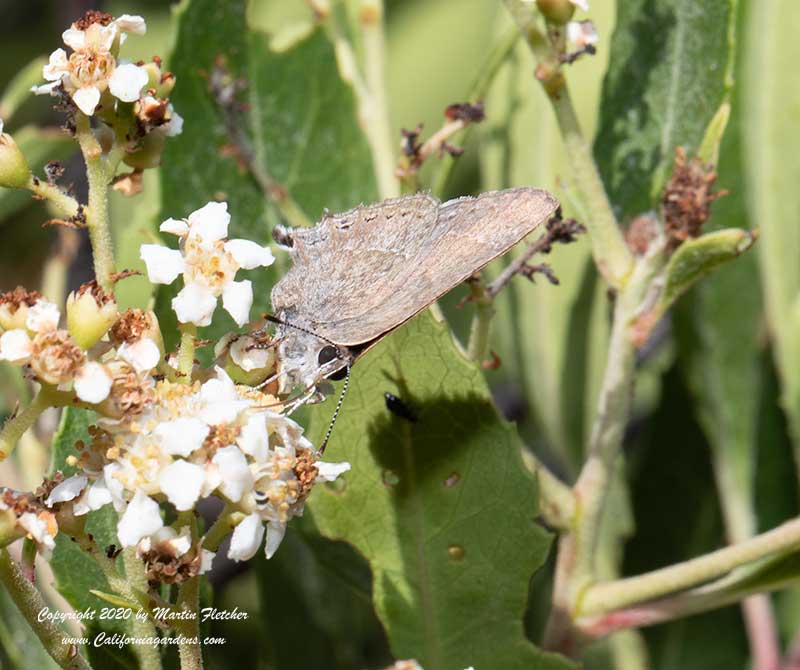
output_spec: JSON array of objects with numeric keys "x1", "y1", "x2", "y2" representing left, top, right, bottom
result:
[
  {"x1": 122, "y1": 548, "x2": 163, "y2": 670},
  {"x1": 578, "y1": 516, "x2": 800, "y2": 618},
  {"x1": 466, "y1": 280, "x2": 493, "y2": 364},
  {"x1": 324, "y1": 2, "x2": 399, "y2": 199},
  {"x1": 177, "y1": 323, "x2": 197, "y2": 383},
  {"x1": 177, "y1": 575, "x2": 203, "y2": 670},
  {"x1": 203, "y1": 505, "x2": 239, "y2": 552},
  {"x1": 520, "y1": 449, "x2": 576, "y2": 530},
  {"x1": 0, "y1": 388, "x2": 53, "y2": 461},
  {"x1": 76, "y1": 114, "x2": 116, "y2": 292},
  {"x1": 0, "y1": 549, "x2": 91, "y2": 669},
  {"x1": 26, "y1": 176, "x2": 80, "y2": 219},
  {"x1": 503, "y1": 0, "x2": 633, "y2": 289}
]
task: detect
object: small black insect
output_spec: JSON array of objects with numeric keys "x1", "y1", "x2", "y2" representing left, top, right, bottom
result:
[{"x1": 384, "y1": 392, "x2": 417, "y2": 422}]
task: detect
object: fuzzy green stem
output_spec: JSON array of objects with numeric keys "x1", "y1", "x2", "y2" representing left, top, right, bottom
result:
[
  {"x1": 0, "y1": 549, "x2": 92, "y2": 670},
  {"x1": 520, "y1": 449, "x2": 576, "y2": 530},
  {"x1": 0, "y1": 388, "x2": 53, "y2": 461},
  {"x1": 26, "y1": 176, "x2": 80, "y2": 219},
  {"x1": 177, "y1": 323, "x2": 197, "y2": 383},
  {"x1": 177, "y1": 576, "x2": 203, "y2": 670},
  {"x1": 579, "y1": 517, "x2": 800, "y2": 617},
  {"x1": 466, "y1": 281, "x2": 494, "y2": 364},
  {"x1": 122, "y1": 548, "x2": 163, "y2": 670},
  {"x1": 504, "y1": 0, "x2": 633, "y2": 289},
  {"x1": 203, "y1": 505, "x2": 239, "y2": 552},
  {"x1": 324, "y1": 4, "x2": 399, "y2": 199},
  {"x1": 76, "y1": 114, "x2": 115, "y2": 291},
  {"x1": 359, "y1": 0, "x2": 398, "y2": 199}
]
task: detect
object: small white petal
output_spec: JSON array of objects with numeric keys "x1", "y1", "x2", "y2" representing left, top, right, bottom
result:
[
  {"x1": 229, "y1": 336, "x2": 272, "y2": 371},
  {"x1": 27, "y1": 300, "x2": 60, "y2": 332},
  {"x1": 75, "y1": 478, "x2": 113, "y2": 516},
  {"x1": 140, "y1": 244, "x2": 185, "y2": 284},
  {"x1": 46, "y1": 474, "x2": 87, "y2": 506},
  {"x1": 187, "y1": 202, "x2": 230, "y2": 242},
  {"x1": 213, "y1": 332, "x2": 237, "y2": 359},
  {"x1": 154, "y1": 418, "x2": 209, "y2": 457},
  {"x1": 72, "y1": 86, "x2": 102, "y2": 116},
  {"x1": 199, "y1": 549, "x2": 215, "y2": 574},
  {"x1": 109, "y1": 63, "x2": 148, "y2": 103},
  {"x1": 265, "y1": 521, "x2": 287, "y2": 559},
  {"x1": 164, "y1": 110, "x2": 183, "y2": 137},
  {"x1": 0, "y1": 329, "x2": 32, "y2": 363},
  {"x1": 118, "y1": 338, "x2": 160, "y2": 372},
  {"x1": 117, "y1": 491, "x2": 163, "y2": 547},
  {"x1": 228, "y1": 513, "x2": 264, "y2": 562},
  {"x1": 211, "y1": 446, "x2": 253, "y2": 502},
  {"x1": 172, "y1": 282, "x2": 218, "y2": 326},
  {"x1": 31, "y1": 81, "x2": 61, "y2": 96},
  {"x1": 74, "y1": 362, "x2": 113, "y2": 404},
  {"x1": 115, "y1": 15, "x2": 147, "y2": 35},
  {"x1": 224, "y1": 239, "x2": 275, "y2": 270},
  {"x1": 61, "y1": 28, "x2": 85, "y2": 50},
  {"x1": 18, "y1": 513, "x2": 55, "y2": 553},
  {"x1": 316, "y1": 461, "x2": 351, "y2": 482},
  {"x1": 42, "y1": 49, "x2": 69, "y2": 81},
  {"x1": 159, "y1": 460, "x2": 205, "y2": 511},
  {"x1": 159, "y1": 218, "x2": 189, "y2": 237},
  {"x1": 199, "y1": 368, "x2": 250, "y2": 424},
  {"x1": 103, "y1": 463, "x2": 126, "y2": 511},
  {"x1": 170, "y1": 526, "x2": 192, "y2": 556},
  {"x1": 567, "y1": 20, "x2": 598, "y2": 47},
  {"x1": 222, "y1": 280, "x2": 253, "y2": 327},
  {"x1": 238, "y1": 414, "x2": 269, "y2": 462}
]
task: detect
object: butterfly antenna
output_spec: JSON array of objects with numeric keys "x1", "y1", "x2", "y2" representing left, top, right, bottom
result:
[{"x1": 318, "y1": 361, "x2": 350, "y2": 456}]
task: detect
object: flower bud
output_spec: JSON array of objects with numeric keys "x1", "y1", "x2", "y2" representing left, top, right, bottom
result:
[
  {"x1": 0, "y1": 287, "x2": 41, "y2": 331},
  {"x1": 66, "y1": 281, "x2": 119, "y2": 349},
  {"x1": 215, "y1": 333, "x2": 277, "y2": 386},
  {"x1": 110, "y1": 308, "x2": 164, "y2": 355},
  {"x1": 537, "y1": 0, "x2": 577, "y2": 24},
  {"x1": 0, "y1": 127, "x2": 31, "y2": 189}
]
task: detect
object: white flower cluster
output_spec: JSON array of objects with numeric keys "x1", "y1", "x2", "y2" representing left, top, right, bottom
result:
[
  {"x1": 141, "y1": 202, "x2": 275, "y2": 327},
  {"x1": 46, "y1": 368, "x2": 348, "y2": 563},
  {"x1": 0, "y1": 287, "x2": 160, "y2": 406},
  {"x1": 34, "y1": 13, "x2": 147, "y2": 116}
]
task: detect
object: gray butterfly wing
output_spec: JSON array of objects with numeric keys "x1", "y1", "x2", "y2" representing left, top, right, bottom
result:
[{"x1": 271, "y1": 187, "x2": 559, "y2": 346}]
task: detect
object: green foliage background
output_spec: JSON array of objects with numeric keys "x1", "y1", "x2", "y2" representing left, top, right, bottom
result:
[{"x1": 0, "y1": 1, "x2": 799, "y2": 669}]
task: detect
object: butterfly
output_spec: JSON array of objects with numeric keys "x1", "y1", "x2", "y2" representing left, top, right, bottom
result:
[{"x1": 268, "y1": 186, "x2": 558, "y2": 404}]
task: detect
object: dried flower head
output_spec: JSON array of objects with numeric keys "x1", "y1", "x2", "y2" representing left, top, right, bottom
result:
[{"x1": 662, "y1": 147, "x2": 727, "y2": 249}]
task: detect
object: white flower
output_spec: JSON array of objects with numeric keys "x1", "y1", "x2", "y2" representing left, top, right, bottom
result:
[
  {"x1": 74, "y1": 361, "x2": 113, "y2": 403},
  {"x1": 199, "y1": 367, "x2": 252, "y2": 425},
  {"x1": 154, "y1": 418, "x2": 209, "y2": 457},
  {"x1": 0, "y1": 329, "x2": 32, "y2": 363},
  {"x1": 159, "y1": 460, "x2": 205, "y2": 511},
  {"x1": 222, "y1": 334, "x2": 274, "y2": 372},
  {"x1": 137, "y1": 525, "x2": 192, "y2": 558},
  {"x1": 567, "y1": 20, "x2": 598, "y2": 48},
  {"x1": 140, "y1": 202, "x2": 275, "y2": 327},
  {"x1": 26, "y1": 299, "x2": 60, "y2": 332},
  {"x1": 211, "y1": 446, "x2": 253, "y2": 503},
  {"x1": 118, "y1": 490, "x2": 163, "y2": 547},
  {"x1": 46, "y1": 474, "x2": 88, "y2": 506},
  {"x1": 18, "y1": 512, "x2": 57, "y2": 556},
  {"x1": 33, "y1": 15, "x2": 148, "y2": 116},
  {"x1": 117, "y1": 338, "x2": 161, "y2": 372},
  {"x1": 228, "y1": 512, "x2": 264, "y2": 562}
]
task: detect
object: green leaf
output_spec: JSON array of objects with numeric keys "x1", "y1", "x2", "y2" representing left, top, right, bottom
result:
[
  {"x1": 159, "y1": 0, "x2": 376, "y2": 353},
  {"x1": 48, "y1": 408, "x2": 122, "y2": 627},
  {"x1": 0, "y1": 56, "x2": 47, "y2": 121},
  {"x1": 308, "y1": 312, "x2": 574, "y2": 670},
  {"x1": 256, "y1": 521, "x2": 390, "y2": 670},
  {"x1": 595, "y1": 0, "x2": 734, "y2": 218},
  {"x1": 742, "y1": 0, "x2": 800, "y2": 450},
  {"x1": 0, "y1": 126, "x2": 75, "y2": 222}
]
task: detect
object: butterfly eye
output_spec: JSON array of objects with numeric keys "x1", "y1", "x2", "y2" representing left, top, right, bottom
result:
[{"x1": 318, "y1": 345, "x2": 339, "y2": 366}]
